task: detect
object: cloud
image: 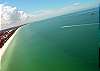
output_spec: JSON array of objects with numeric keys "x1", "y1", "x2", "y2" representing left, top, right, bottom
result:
[
  {"x1": 0, "y1": 2, "x2": 99, "y2": 30},
  {"x1": 31, "y1": 2, "x2": 99, "y2": 22},
  {"x1": 0, "y1": 4, "x2": 31, "y2": 30},
  {"x1": 73, "y1": 2, "x2": 80, "y2": 6}
]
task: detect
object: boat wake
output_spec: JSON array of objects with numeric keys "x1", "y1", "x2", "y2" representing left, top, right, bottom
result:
[{"x1": 61, "y1": 23, "x2": 99, "y2": 28}]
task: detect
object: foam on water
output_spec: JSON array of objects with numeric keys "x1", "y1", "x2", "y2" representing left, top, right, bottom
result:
[{"x1": 61, "y1": 23, "x2": 99, "y2": 28}]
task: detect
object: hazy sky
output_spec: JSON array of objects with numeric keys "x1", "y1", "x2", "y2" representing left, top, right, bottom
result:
[
  {"x1": 0, "y1": 0, "x2": 99, "y2": 30},
  {"x1": 0, "y1": 0, "x2": 99, "y2": 14}
]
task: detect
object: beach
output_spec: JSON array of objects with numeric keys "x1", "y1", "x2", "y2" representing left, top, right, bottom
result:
[
  {"x1": 0, "y1": 28, "x2": 19, "y2": 70},
  {"x1": 1, "y1": 7, "x2": 99, "y2": 71}
]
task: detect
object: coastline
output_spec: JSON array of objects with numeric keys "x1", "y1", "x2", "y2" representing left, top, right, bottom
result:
[{"x1": 0, "y1": 28, "x2": 20, "y2": 69}]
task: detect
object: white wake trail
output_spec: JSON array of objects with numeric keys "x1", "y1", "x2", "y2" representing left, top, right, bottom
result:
[{"x1": 61, "y1": 23, "x2": 99, "y2": 28}]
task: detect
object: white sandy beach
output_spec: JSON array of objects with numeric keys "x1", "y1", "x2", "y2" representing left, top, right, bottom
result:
[{"x1": 0, "y1": 28, "x2": 20, "y2": 69}]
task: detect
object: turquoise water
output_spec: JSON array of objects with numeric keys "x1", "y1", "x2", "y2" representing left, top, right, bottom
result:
[{"x1": 1, "y1": 7, "x2": 99, "y2": 71}]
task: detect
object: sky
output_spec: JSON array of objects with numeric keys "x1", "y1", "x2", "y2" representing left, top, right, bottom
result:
[
  {"x1": 0, "y1": 0, "x2": 99, "y2": 30},
  {"x1": 0, "y1": 0, "x2": 99, "y2": 67},
  {"x1": 0, "y1": 0, "x2": 99, "y2": 14}
]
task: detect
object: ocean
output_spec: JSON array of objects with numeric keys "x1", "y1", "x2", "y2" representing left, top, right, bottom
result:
[{"x1": 1, "y1": 7, "x2": 99, "y2": 71}]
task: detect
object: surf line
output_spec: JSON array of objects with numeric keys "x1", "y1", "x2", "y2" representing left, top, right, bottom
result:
[
  {"x1": 0, "y1": 28, "x2": 20, "y2": 66},
  {"x1": 61, "y1": 23, "x2": 99, "y2": 28}
]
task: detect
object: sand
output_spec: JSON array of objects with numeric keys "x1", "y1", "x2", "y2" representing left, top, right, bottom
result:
[{"x1": 0, "y1": 28, "x2": 20, "y2": 70}]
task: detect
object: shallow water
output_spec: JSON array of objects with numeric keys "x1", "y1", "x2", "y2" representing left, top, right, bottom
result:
[{"x1": 1, "y1": 7, "x2": 99, "y2": 71}]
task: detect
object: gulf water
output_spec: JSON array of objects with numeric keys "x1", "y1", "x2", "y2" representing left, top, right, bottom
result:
[{"x1": 1, "y1": 7, "x2": 99, "y2": 71}]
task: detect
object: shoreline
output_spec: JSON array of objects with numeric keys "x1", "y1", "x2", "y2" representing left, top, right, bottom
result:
[{"x1": 0, "y1": 28, "x2": 20, "y2": 67}]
